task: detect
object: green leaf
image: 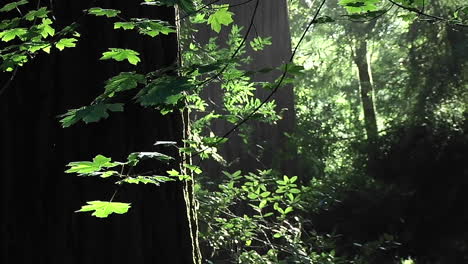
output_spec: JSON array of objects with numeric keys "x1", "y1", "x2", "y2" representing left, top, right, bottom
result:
[
  {"x1": 249, "y1": 36, "x2": 272, "y2": 51},
  {"x1": 118, "y1": 175, "x2": 175, "y2": 185},
  {"x1": 76, "y1": 201, "x2": 131, "y2": 218},
  {"x1": 207, "y1": 5, "x2": 234, "y2": 33},
  {"x1": 284, "y1": 206, "x2": 293, "y2": 214},
  {"x1": 0, "y1": 0, "x2": 28, "y2": 12},
  {"x1": 184, "y1": 164, "x2": 202, "y2": 174},
  {"x1": 258, "y1": 200, "x2": 267, "y2": 209},
  {"x1": 103, "y1": 72, "x2": 146, "y2": 97},
  {"x1": 0, "y1": 27, "x2": 27, "y2": 41},
  {"x1": 65, "y1": 155, "x2": 119, "y2": 174},
  {"x1": 247, "y1": 193, "x2": 258, "y2": 199},
  {"x1": 87, "y1": 7, "x2": 121, "y2": 18},
  {"x1": 55, "y1": 38, "x2": 77, "y2": 51},
  {"x1": 273, "y1": 232, "x2": 282, "y2": 238},
  {"x1": 289, "y1": 188, "x2": 301, "y2": 194},
  {"x1": 114, "y1": 22, "x2": 135, "y2": 30},
  {"x1": 100, "y1": 48, "x2": 140, "y2": 65},
  {"x1": 0, "y1": 18, "x2": 21, "y2": 30},
  {"x1": 154, "y1": 140, "x2": 177, "y2": 146},
  {"x1": 339, "y1": 0, "x2": 380, "y2": 13},
  {"x1": 127, "y1": 151, "x2": 173, "y2": 166},
  {"x1": 37, "y1": 18, "x2": 54, "y2": 38},
  {"x1": 136, "y1": 76, "x2": 194, "y2": 106},
  {"x1": 133, "y1": 19, "x2": 176, "y2": 37},
  {"x1": 59, "y1": 103, "x2": 124, "y2": 127},
  {"x1": 24, "y1": 7, "x2": 49, "y2": 21}
]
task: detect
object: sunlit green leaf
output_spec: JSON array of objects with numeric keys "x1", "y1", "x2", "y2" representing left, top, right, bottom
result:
[
  {"x1": 100, "y1": 48, "x2": 140, "y2": 65},
  {"x1": 76, "y1": 201, "x2": 130, "y2": 218},
  {"x1": 24, "y1": 7, "x2": 49, "y2": 21},
  {"x1": 55, "y1": 38, "x2": 77, "y2": 51},
  {"x1": 207, "y1": 5, "x2": 234, "y2": 33},
  {"x1": 0, "y1": 27, "x2": 27, "y2": 41},
  {"x1": 65, "y1": 155, "x2": 119, "y2": 174}
]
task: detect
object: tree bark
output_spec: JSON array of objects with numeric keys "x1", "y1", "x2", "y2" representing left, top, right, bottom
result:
[
  {"x1": 354, "y1": 39, "x2": 378, "y2": 143},
  {"x1": 0, "y1": 1, "x2": 194, "y2": 263}
]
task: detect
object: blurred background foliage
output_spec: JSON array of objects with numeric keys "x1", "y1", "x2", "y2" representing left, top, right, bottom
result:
[{"x1": 193, "y1": 0, "x2": 468, "y2": 263}]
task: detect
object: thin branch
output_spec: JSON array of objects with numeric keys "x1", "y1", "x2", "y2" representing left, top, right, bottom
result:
[
  {"x1": 0, "y1": 68, "x2": 18, "y2": 98},
  {"x1": 388, "y1": 0, "x2": 468, "y2": 28}
]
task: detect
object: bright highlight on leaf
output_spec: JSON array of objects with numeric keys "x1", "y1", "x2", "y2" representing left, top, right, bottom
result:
[
  {"x1": 76, "y1": 201, "x2": 131, "y2": 218},
  {"x1": 207, "y1": 5, "x2": 234, "y2": 33},
  {"x1": 100, "y1": 48, "x2": 141, "y2": 65}
]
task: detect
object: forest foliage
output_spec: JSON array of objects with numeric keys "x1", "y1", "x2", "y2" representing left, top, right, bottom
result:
[{"x1": 1, "y1": 0, "x2": 468, "y2": 263}]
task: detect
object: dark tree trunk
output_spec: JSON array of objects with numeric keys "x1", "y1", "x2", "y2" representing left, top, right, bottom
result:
[{"x1": 0, "y1": 1, "x2": 194, "y2": 263}]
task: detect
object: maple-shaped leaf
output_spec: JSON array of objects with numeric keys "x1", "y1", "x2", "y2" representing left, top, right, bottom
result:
[
  {"x1": 0, "y1": 27, "x2": 27, "y2": 42},
  {"x1": 59, "y1": 103, "x2": 124, "y2": 127},
  {"x1": 55, "y1": 38, "x2": 77, "y2": 51},
  {"x1": 24, "y1": 7, "x2": 49, "y2": 21},
  {"x1": 135, "y1": 19, "x2": 176, "y2": 37},
  {"x1": 100, "y1": 48, "x2": 140, "y2": 65},
  {"x1": 76, "y1": 201, "x2": 131, "y2": 218},
  {"x1": 65, "y1": 154, "x2": 119, "y2": 174},
  {"x1": 207, "y1": 5, "x2": 234, "y2": 33},
  {"x1": 0, "y1": 0, "x2": 28, "y2": 12},
  {"x1": 36, "y1": 18, "x2": 55, "y2": 38},
  {"x1": 114, "y1": 22, "x2": 135, "y2": 30},
  {"x1": 103, "y1": 72, "x2": 146, "y2": 97},
  {"x1": 136, "y1": 76, "x2": 194, "y2": 107}
]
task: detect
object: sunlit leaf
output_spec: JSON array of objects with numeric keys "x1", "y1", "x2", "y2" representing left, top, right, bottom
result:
[
  {"x1": 100, "y1": 48, "x2": 140, "y2": 65},
  {"x1": 55, "y1": 38, "x2": 77, "y2": 51},
  {"x1": 65, "y1": 155, "x2": 119, "y2": 174},
  {"x1": 207, "y1": 5, "x2": 234, "y2": 33},
  {"x1": 76, "y1": 201, "x2": 130, "y2": 218}
]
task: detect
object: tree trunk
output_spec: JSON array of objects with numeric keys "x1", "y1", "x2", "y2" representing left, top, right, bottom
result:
[
  {"x1": 0, "y1": 1, "x2": 195, "y2": 263},
  {"x1": 354, "y1": 39, "x2": 378, "y2": 143},
  {"x1": 194, "y1": 0, "x2": 297, "y2": 177}
]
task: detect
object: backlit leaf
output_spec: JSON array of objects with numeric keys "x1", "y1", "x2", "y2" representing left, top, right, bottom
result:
[
  {"x1": 207, "y1": 5, "x2": 234, "y2": 33},
  {"x1": 76, "y1": 201, "x2": 130, "y2": 218},
  {"x1": 100, "y1": 48, "x2": 140, "y2": 65}
]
